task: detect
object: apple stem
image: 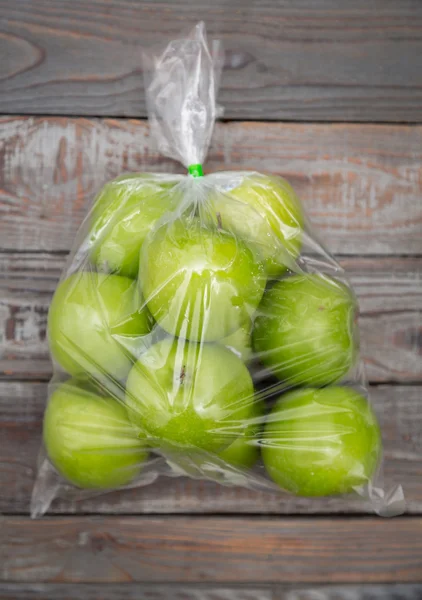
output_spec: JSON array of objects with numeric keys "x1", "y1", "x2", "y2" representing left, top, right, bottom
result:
[{"x1": 216, "y1": 212, "x2": 223, "y2": 229}]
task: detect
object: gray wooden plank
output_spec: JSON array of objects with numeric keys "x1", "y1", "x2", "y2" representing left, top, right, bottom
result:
[
  {"x1": 0, "y1": 382, "x2": 419, "y2": 514},
  {"x1": 0, "y1": 118, "x2": 421, "y2": 255},
  {"x1": 1, "y1": 517, "x2": 421, "y2": 583},
  {"x1": 1, "y1": 253, "x2": 421, "y2": 383},
  {"x1": 1, "y1": 583, "x2": 422, "y2": 600},
  {"x1": 0, "y1": 1, "x2": 421, "y2": 121}
]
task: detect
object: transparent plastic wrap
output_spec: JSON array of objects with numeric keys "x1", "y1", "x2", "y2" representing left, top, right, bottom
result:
[{"x1": 31, "y1": 22, "x2": 405, "y2": 517}]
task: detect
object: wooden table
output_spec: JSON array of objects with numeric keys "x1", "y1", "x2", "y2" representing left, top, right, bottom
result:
[{"x1": 1, "y1": 2, "x2": 422, "y2": 598}]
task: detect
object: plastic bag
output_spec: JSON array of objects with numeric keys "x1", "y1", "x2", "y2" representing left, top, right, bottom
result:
[{"x1": 31, "y1": 22, "x2": 405, "y2": 517}]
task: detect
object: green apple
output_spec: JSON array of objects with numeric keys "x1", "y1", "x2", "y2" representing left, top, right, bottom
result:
[
  {"x1": 220, "y1": 319, "x2": 252, "y2": 362},
  {"x1": 125, "y1": 338, "x2": 256, "y2": 452},
  {"x1": 253, "y1": 273, "x2": 358, "y2": 386},
  {"x1": 262, "y1": 386, "x2": 381, "y2": 496},
  {"x1": 217, "y1": 436, "x2": 258, "y2": 469},
  {"x1": 163, "y1": 399, "x2": 264, "y2": 476},
  {"x1": 218, "y1": 399, "x2": 264, "y2": 468},
  {"x1": 43, "y1": 379, "x2": 148, "y2": 489},
  {"x1": 90, "y1": 174, "x2": 180, "y2": 278},
  {"x1": 207, "y1": 173, "x2": 304, "y2": 278},
  {"x1": 140, "y1": 218, "x2": 266, "y2": 342},
  {"x1": 48, "y1": 272, "x2": 152, "y2": 381}
]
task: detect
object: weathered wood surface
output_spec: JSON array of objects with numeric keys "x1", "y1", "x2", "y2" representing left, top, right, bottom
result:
[
  {"x1": 1, "y1": 516, "x2": 421, "y2": 583},
  {"x1": 1, "y1": 1, "x2": 422, "y2": 122},
  {"x1": 1, "y1": 118, "x2": 421, "y2": 255},
  {"x1": 1, "y1": 3, "x2": 421, "y2": 592},
  {"x1": 1, "y1": 583, "x2": 422, "y2": 600},
  {"x1": 0, "y1": 382, "x2": 419, "y2": 515},
  {"x1": 1, "y1": 253, "x2": 420, "y2": 383}
]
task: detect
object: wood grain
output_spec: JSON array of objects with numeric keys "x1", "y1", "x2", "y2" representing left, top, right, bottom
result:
[
  {"x1": 1, "y1": 583, "x2": 422, "y2": 600},
  {"x1": 0, "y1": 1, "x2": 421, "y2": 121},
  {"x1": 1, "y1": 516, "x2": 421, "y2": 583},
  {"x1": 0, "y1": 382, "x2": 419, "y2": 515},
  {"x1": 1, "y1": 118, "x2": 421, "y2": 255},
  {"x1": 1, "y1": 4, "x2": 421, "y2": 591},
  {"x1": 1, "y1": 253, "x2": 420, "y2": 382}
]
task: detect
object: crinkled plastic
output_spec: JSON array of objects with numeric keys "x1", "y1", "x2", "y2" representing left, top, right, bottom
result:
[{"x1": 31, "y1": 22, "x2": 405, "y2": 517}]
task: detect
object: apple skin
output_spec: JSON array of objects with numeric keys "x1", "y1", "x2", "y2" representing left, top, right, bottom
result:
[
  {"x1": 262, "y1": 386, "x2": 381, "y2": 496},
  {"x1": 218, "y1": 399, "x2": 264, "y2": 468},
  {"x1": 140, "y1": 219, "x2": 266, "y2": 342},
  {"x1": 90, "y1": 174, "x2": 180, "y2": 278},
  {"x1": 43, "y1": 379, "x2": 148, "y2": 489},
  {"x1": 253, "y1": 274, "x2": 358, "y2": 386},
  {"x1": 217, "y1": 436, "x2": 258, "y2": 469},
  {"x1": 48, "y1": 272, "x2": 152, "y2": 381},
  {"x1": 125, "y1": 338, "x2": 256, "y2": 452},
  {"x1": 220, "y1": 319, "x2": 252, "y2": 362},
  {"x1": 163, "y1": 399, "x2": 264, "y2": 475},
  {"x1": 208, "y1": 174, "x2": 304, "y2": 278}
]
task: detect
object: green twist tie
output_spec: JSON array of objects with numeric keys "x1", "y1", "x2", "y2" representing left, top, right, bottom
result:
[{"x1": 188, "y1": 163, "x2": 204, "y2": 178}]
